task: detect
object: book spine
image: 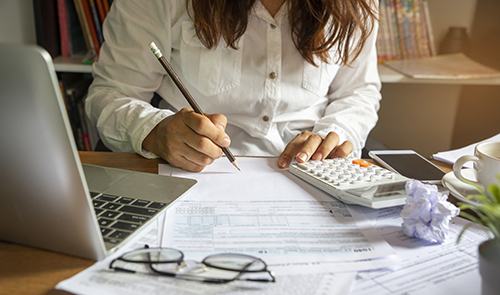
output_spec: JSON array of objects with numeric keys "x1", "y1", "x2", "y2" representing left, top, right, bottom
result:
[
  {"x1": 65, "y1": 0, "x2": 88, "y2": 55},
  {"x1": 401, "y1": 0, "x2": 416, "y2": 59},
  {"x1": 382, "y1": 0, "x2": 395, "y2": 61},
  {"x1": 95, "y1": 0, "x2": 106, "y2": 23},
  {"x1": 422, "y1": 0, "x2": 436, "y2": 56},
  {"x1": 102, "y1": 0, "x2": 110, "y2": 14},
  {"x1": 76, "y1": 96, "x2": 92, "y2": 151},
  {"x1": 81, "y1": 0, "x2": 101, "y2": 53},
  {"x1": 64, "y1": 87, "x2": 84, "y2": 150},
  {"x1": 34, "y1": 0, "x2": 61, "y2": 57},
  {"x1": 415, "y1": 0, "x2": 431, "y2": 58},
  {"x1": 57, "y1": 0, "x2": 71, "y2": 57},
  {"x1": 394, "y1": 0, "x2": 407, "y2": 59},
  {"x1": 72, "y1": 0, "x2": 93, "y2": 53},
  {"x1": 88, "y1": 0, "x2": 104, "y2": 45},
  {"x1": 408, "y1": 0, "x2": 419, "y2": 59},
  {"x1": 376, "y1": 0, "x2": 385, "y2": 62}
]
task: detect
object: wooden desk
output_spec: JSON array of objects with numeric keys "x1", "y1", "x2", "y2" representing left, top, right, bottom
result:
[{"x1": 0, "y1": 152, "x2": 453, "y2": 295}]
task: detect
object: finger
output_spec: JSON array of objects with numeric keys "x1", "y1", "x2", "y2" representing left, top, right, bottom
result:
[
  {"x1": 327, "y1": 141, "x2": 354, "y2": 159},
  {"x1": 182, "y1": 109, "x2": 231, "y2": 148},
  {"x1": 162, "y1": 140, "x2": 217, "y2": 172},
  {"x1": 205, "y1": 113, "x2": 228, "y2": 131},
  {"x1": 154, "y1": 111, "x2": 221, "y2": 168},
  {"x1": 311, "y1": 132, "x2": 340, "y2": 161},
  {"x1": 295, "y1": 133, "x2": 324, "y2": 163},
  {"x1": 277, "y1": 133, "x2": 308, "y2": 168}
]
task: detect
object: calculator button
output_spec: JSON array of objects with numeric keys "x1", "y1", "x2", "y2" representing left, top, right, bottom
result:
[{"x1": 297, "y1": 163, "x2": 309, "y2": 170}]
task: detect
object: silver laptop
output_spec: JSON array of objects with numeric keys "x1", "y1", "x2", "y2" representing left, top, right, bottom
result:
[{"x1": 0, "y1": 44, "x2": 196, "y2": 260}]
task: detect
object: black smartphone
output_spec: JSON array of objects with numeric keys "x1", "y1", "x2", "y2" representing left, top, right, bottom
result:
[{"x1": 368, "y1": 150, "x2": 446, "y2": 184}]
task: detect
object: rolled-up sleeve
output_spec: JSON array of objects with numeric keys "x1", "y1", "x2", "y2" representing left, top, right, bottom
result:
[
  {"x1": 313, "y1": 20, "x2": 381, "y2": 158},
  {"x1": 85, "y1": 0, "x2": 174, "y2": 157}
]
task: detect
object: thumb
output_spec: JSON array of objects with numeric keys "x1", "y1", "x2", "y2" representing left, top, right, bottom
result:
[{"x1": 205, "y1": 113, "x2": 228, "y2": 131}]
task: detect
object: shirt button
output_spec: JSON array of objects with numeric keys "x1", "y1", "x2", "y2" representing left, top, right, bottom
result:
[
  {"x1": 262, "y1": 115, "x2": 270, "y2": 122},
  {"x1": 269, "y1": 72, "x2": 277, "y2": 79},
  {"x1": 270, "y1": 24, "x2": 277, "y2": 29}
]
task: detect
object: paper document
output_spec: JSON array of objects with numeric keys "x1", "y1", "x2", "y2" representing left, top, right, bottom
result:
[
  {"x1": 163, "y1": 199, "x2": 398, "y2": 273},
  {"x1": 383, "y1": 53, "x2": 500, "y2": 79},
  {"x1": 350, "y1": 206, "x2": 489, "y2": 295},
  {"x1": 56, "y1": 217, "x2": 357, "y2": 295},
  {"x1": 432, "y1": 133, "x2": 500, "y2": 167},
  {"x1": 160, "y1": 158, "x2": 398, "y2": 271}
]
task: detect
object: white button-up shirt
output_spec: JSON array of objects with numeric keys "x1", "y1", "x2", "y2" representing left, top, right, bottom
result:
[{"x1": 86, "y1": 0, "x2": 381, "y2": 159}]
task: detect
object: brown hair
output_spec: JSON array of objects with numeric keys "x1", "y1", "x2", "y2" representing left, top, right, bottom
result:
[{"x1": 187, "y1": 0, "x2": 378, "y2": 66}]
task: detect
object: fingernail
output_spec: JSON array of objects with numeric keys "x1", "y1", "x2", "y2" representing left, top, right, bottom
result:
[
  {"x1": 297, "y1": 152, "x2": 307, "y2": 162},
  {"x1": 216, "y1": 124, "x2": 225, "y2": 130},
  {"x1": 221, "y1": 137, "x2": 230, "y2": 147},
  {"x1": 312, "y1": 153, "x2": 323, "y2": 161},
  {"x1": 278, "y1": 158, "x2": 287, "y2": 168}
]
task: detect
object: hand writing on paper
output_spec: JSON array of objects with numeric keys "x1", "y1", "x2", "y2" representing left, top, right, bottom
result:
[
  {"x1": 277, "y1": 131, "x2": 353, "y2": 168},
  {"x1": 143, "y1": 108, "x2": 231, "y2": 172}
]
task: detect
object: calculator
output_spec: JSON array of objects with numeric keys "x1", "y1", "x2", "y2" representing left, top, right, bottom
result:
[{"x1": 289, "y1": 158, "x2": 410, "y2": 208}]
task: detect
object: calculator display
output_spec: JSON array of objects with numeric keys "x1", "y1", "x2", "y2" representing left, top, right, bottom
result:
[{"x1": 345, "y1": 181, "x2": 408, "y2": 199}]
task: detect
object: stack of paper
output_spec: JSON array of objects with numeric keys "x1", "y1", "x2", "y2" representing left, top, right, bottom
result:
[
  {"x1": 383, "y1": 53, "x2": 500, "y2": 79},
  {"x1": 56, "y1": 158, "x2": 488, "y2": 295},
  {"x1": 432, "y1": 133, "x2": 500, "y2": 166}
]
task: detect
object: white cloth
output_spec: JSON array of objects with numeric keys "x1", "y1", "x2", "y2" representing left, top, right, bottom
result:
[{"x1": 85, "y1": 0, "x2": 381, "y2": 159}]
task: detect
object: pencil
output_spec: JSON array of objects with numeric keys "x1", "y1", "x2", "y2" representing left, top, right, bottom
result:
[{"x1": 149, "y1": 42, "x2": 241, "y2": 171}]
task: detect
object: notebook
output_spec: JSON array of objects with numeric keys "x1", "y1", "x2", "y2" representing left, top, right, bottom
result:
[{"x1": 0, "y1": 44, "x2": 197, "y2": 260}]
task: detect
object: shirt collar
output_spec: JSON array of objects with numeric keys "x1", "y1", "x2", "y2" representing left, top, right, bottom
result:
[{"x1": 251, "y1": 1, "x2": 289, "y2": 27}]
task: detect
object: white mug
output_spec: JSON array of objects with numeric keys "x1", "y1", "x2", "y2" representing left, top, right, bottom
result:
[{"x1": 453, "y1": 141, "x2": 500, "y2": 188}]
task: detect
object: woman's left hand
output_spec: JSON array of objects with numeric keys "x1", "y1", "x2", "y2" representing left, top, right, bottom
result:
[{"x1": 277, "y1": 131, "x2": 353, "y2": 168}]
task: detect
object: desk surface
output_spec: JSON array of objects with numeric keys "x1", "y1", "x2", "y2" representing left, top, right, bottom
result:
[{"x1": 0, "y1": 152, "x2": 453, "y2": 295}]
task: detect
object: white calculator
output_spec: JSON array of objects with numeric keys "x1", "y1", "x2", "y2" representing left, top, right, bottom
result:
[{"x1": 289, "y1": 158, "x2": 410, "y2": 208}]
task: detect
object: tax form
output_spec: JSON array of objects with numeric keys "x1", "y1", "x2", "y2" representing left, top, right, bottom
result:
[
  {"x1": 159, "y1": 157, "x2": 398, "y2": 272},
  {"x1": 351, "y1": 206, "x2": 489, "y2": 295},
  {"x1": 56, "y1": 217, "x2": 357, "y2": 295}
]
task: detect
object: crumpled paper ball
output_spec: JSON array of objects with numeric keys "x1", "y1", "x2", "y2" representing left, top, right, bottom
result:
[{"x1": 401, "y1": 180, "x2": 460, "y2": 243}]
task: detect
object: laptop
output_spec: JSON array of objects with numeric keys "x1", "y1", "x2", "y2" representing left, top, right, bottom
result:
[{"x1": 0, "y1": 44, "x2": 196, "y2": 260}]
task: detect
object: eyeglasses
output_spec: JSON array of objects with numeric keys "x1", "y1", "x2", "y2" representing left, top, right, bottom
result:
[{"x1": 109, "y1": 245, "x2": 276, "y2": 284}]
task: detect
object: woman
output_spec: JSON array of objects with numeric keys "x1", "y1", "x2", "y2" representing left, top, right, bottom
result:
[{"x1": 86, "y1": 0, "x2": 381, "y2": 172}]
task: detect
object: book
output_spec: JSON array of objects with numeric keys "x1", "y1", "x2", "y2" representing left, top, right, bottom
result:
[
  {"x1": 65, "y1": 0, "x2": 88, "y2": 55},
  {"x1": 383, "y1": 53, "x2": 500, "y2": 79},
  {"x1": 95, "y1": 0, "x2": 106, "y2": 23},
  {"x1": 422, "y1": 0, "x2": 436, "y2": 56},
  {"x1": 57, "y1": 0, "x2": 70, "y2": 57},
  {"x1": 80, "y1": 0, "x2": 101, "y2": 53},
  {"x1": 33, "y1": 0, "x2": 60, "y2": 57},
  {"x1": 72, "y1": 0, "x2": 94, "y2": 53},
  {"x1": 88, "y1": 0, "x2": 104, "y2": 45},
  {"x1": 102, "y1": 0, "x2": 110, "y2": 14},
  {"x1": 59, "y1": 73, "x2": 93, "y2": 151},
  {"x1": 376, "y1": 0, "x2": 435, "y2": 62}
]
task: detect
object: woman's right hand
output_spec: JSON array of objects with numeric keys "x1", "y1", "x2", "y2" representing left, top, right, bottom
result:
[{"x1": 143, "y1": 108, "x2": 231, "y2": 172}]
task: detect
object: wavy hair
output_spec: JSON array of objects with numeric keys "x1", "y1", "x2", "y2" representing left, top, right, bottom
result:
[{"x1": 187, "y1": 0, "x2": 378, "y2": 66}]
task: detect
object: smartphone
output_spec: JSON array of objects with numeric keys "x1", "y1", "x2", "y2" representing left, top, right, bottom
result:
[{"x1": 368, "y1": 150, "x2": 446, "y2": 184}]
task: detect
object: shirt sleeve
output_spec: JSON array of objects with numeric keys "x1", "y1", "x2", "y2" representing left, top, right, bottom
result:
[
  {"x1": 313, "y1": 19, "x2": 382, "y2": 159},
  {"x1": 85, "y1": 0, "x2": 174, "y2": 158}
]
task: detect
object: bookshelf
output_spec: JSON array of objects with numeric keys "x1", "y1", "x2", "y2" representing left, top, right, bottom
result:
[
  {"x1": 35, "y1": 0, "x2": 498, "y2": 157},
  {"x1": 52, "y1": 59, "x2": 500, "y2": 85},
  {"x1": 369, "y1": 0, "x2": 500, "y2": 159},
  {"x1": 53, "y1": 55, "x2": 93, "y2": 73},
  {"x1": 378, "y1": 64, "x2": 500, "y2": 85}
]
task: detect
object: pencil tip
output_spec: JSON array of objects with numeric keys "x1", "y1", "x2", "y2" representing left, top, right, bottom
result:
[{"x1": 232, "y1": 161, "x2": 241, "y2": 171}]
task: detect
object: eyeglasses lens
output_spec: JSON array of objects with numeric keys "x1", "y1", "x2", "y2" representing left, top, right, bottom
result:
[
  {"x1": 204, "y1": 254, "x2": 266, "y2": 272},
  {"x1": 121, "y1": 248, "x2": 183, "y2": 263}
]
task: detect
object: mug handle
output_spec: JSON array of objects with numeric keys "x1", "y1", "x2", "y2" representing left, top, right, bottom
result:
[{"x1": 453, "y1": 155, "x2": 481, "y2": 186}]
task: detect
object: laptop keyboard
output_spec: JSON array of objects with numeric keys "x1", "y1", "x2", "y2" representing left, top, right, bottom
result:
[{"x1": 90, "y1": 192, "x2": 166, "y2": 245}]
